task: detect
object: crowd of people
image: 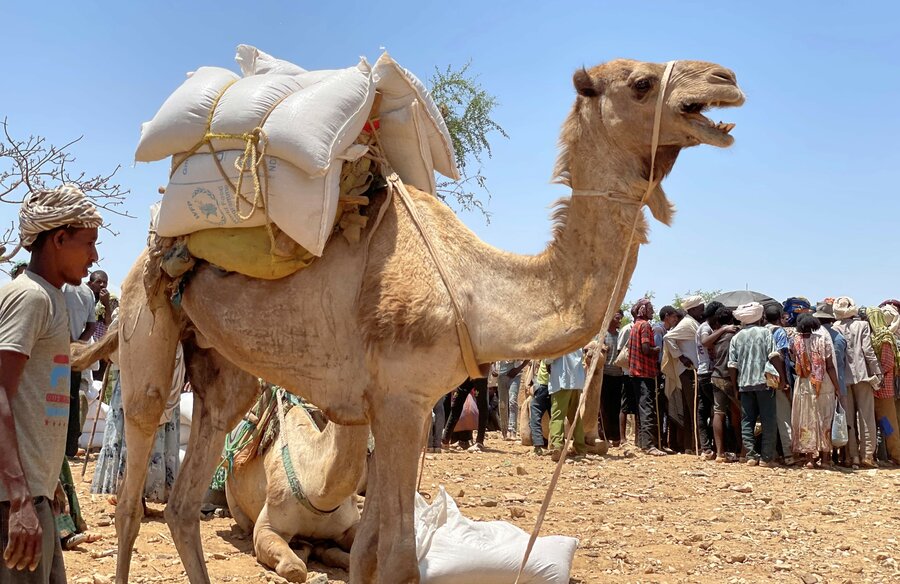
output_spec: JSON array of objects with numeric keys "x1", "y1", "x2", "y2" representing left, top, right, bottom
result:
[{"x1": 436, "y1": 294, "x2": 900, "y2": 471}]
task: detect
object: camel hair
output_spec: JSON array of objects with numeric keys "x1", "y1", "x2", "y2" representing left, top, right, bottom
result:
[
  {"x1": 225, "y1": 397, "x2": 368, "y2": 583},
  {"x1": 75, "y1": 58, "x2": 744, "y2": 584}
]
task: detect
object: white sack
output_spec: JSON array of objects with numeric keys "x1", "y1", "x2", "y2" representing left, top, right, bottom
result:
[
  {"x1": 373, "y1": 53, "x2": 459, "y2": 180},
  {"x1": 208, "y1": 74, "x2": 308, "y2": 150},
  {"x1": 262, "y1": 62, "x2": 374, "y2": 177},
  {"x1": 79, "y1": 397, "x2": 109, "y2": 450},
  {"x1": 415, "y1": 487, "x2": 577, "y2": 584},
  {"x1": 235, "y1": 44, "x2": 307, "y2": 76},
  {"x1": 136, "y1": 67, "x2": 240, "y2": 162},
  {"x1": 378, "y1": 100, "x2": 436, "y2": 194},
  {"x1": 179, "y1": 392, "x2": 194, "y2": 448},
  {"x1": 157, "y1": 145, "x2": 366, "y2": 256}
]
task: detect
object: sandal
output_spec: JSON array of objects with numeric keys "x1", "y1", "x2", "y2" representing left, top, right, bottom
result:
[
  {"x1": 645, "y1": 447, "x2": 667, "y2": 457},
  {"x1": 62, "y1": 532, "x2": 102, "y2": 550}
]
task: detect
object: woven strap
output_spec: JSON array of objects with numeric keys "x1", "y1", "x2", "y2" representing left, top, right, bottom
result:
[{"x1": 390, "y1": 175, "x2": 487, "y2": 380}]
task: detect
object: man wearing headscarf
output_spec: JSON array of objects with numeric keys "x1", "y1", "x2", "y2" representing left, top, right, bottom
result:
[
  {"x1": 832, "y1": 296, "x2": 882, "y2": 469},
  {"x1": 728, "y1": 302, "x2": 789, "y2": 467},
  {"x1": 661, "y1": 296, "x2": 708, "y2": 455},
  {"x1": 0, "y1": 185, "x2": 101, "y2": 581},
  {"x1": 627, "y1": 298, "x2": 665, "y2": 455}
]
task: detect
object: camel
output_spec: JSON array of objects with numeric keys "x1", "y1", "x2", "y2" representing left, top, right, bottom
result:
[
  {"x1": 224, "y1": 393, "x2": 369, "y2": 582},
  {"x1": 81, "y1": 58, "x2": 743, "y2": 584}
]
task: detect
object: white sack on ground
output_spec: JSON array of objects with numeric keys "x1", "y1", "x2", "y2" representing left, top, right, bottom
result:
[
  {"x1": 373, "y1": 53, "x2": 459, "y2": 181},
  {"x1": 136, "y1": 67, "x2": 240, "y2": 162},
  {"x1": 179, "y1": 392, "x2": 194, "y2": 448},
  {"x1": 79, "y1": 396, "x2": 108, "y2": 449},
  {"x1": 378, "y1": 100, "x2": 436, "y2": 194},
  {"x1": 415, "y1": 487, "x2": 577, "y2": 584},
  {"x1": 235, "y1": 44, "x2": 307, "y2": 77}
]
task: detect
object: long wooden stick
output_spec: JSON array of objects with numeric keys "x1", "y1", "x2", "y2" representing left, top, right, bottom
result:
[{"x1": 82, "y1": 363, "x2": 112, "y2": 481}]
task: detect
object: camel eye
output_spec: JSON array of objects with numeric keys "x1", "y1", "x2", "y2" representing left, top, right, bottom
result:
[{"x1": 634, "y1": 78, "x2": 652, "y2": 93}]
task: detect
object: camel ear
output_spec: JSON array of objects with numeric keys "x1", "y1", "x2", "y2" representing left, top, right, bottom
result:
[{"x1": 573, "y1": 68, "x2": 603, "y2": 97}]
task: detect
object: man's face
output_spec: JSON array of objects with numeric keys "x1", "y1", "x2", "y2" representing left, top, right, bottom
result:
[
  {"x1": 609, "y1": 311, "x2": 623, "y2": 333},
  {"x1": 663, "y1": 312, "x2": 680, "y2": 330},
  {"x1": 87, "y1": 273, "x2": 108, "y2": 299},
  {"x1": 780, "y1": 312, "x2": 790, "y2": 327},
  {"x1": 56, "y1": 228, "x2": 99, "y2": 286}
]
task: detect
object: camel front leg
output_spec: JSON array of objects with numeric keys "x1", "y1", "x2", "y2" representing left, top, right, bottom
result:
[
  {"x1": 114, "y1": 294, "x2": 180, "y2": 584},
  {"x1": 254, "y1": 505, "x2": 312, "y2": 582},
  {"x1": 166, "y1": 346, "x2": 259, "y2": 584},
  {"x1": 369, "y1": 394, "x2": 429, "y2": 584},
  {"x1": 349, "y1": 452, "x2": 379, "y2": 584}
]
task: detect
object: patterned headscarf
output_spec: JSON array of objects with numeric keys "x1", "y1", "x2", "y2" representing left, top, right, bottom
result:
[
  {"x1": 867, "y1": 307, "x2": 900, "y2": 371},
  {"x1": 881, "y1": 304, "x2": 900, "y2": 337},
  {"x1": 782, "y1": 297, "x2": 812, "y2": 326},
  {"x1": 631, "y1": 298, "x2": 652, "y2": 320},
  {"x1": 19, "y1": 184, "x2": 103, "y2": 248}
]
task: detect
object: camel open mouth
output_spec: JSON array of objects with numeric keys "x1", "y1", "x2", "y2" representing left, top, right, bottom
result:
[{"x1": 678, "y1": 98, "x2": 742, "y2": 146}]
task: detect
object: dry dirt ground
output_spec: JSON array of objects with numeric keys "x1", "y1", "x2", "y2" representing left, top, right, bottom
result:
[{"x1": 66, "y1": 435, "x2": 900, "y2": 584}]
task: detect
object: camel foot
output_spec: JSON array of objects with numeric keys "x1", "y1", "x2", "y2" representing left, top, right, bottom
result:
[
  {"x1": 273, "y1": 557, "x2": 308, "y2": 583},
  {"x1": 585, "y1": 439, "x2": 609, "y2": 456}
]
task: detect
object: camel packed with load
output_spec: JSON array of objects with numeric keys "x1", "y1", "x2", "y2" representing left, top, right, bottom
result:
[{"x1": 136, "y1": 45, "x2": 459, "y2": 277}]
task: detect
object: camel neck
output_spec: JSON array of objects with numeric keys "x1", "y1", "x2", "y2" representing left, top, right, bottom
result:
[
  {"x1": 304, "y1": 422, "x2": 369, "y2": 510},
  {"x1": 470, "y1": 123, "x2": 653, "y2": 361}
]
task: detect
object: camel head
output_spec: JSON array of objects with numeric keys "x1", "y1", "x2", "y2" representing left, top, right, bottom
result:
[{"x1": 556, "y1": 59, "x2": 744, "y2": 224}]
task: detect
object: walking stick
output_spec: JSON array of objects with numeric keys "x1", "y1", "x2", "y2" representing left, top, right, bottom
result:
[
  {"x1": 653, "y1": 377, "x2": 662, "y2": 449},
  {"x1": 82, "y1": 363, "x2": 112, "y2": 481},
  {"x1": 693, "y1": 369, "x2": 700, "y2": 458}
]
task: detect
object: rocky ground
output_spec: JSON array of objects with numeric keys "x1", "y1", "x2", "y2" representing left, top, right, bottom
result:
[{"x1": 66, "y1": 436, "x2": 900, "y2": 583}]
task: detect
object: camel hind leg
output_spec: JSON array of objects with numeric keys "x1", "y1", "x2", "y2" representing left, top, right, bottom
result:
[{"x1": 166, "y1": 344, "x2": 259, "y2": 584}]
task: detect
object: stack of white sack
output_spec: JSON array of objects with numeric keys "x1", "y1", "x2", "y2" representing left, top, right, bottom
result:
[
  {"x1": 415, "y1": 487, "x2": 577, "y2": 583},
  {"x1": 137, "y1": 45, "x2": 459, "y2": 257},
  {"x1": 79, "y1": 380, "x2": 109, "y2": 450}
]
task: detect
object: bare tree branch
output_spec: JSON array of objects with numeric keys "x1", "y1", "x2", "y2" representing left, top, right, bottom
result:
[{"x1": 0, "y1": 118, "x2": 133, "y2": 263}]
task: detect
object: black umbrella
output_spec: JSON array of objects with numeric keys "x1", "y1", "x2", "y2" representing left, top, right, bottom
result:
[{"x1": 711, "y1": 290, "x2": 780, "y2": 310}]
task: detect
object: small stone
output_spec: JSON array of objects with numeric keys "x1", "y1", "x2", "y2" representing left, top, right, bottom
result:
[
  {"x1": 729, "y1": 483, "x2": 753, "y2": 493},
  {"x1": 95, "y1": 519, "x2": 112, "y2": 527},
  {"x1": 728, "y1": 554, "x2": 747, "y2": 563},
  {"x1": 503, "y1": 493, "x2": 526, "y2": 503},
  {"x1": 509, "y1": 506, "x2": 526, "y2": 519},
  {"x1": 306, "y1": 575, "x2": 329, "y2": 584},
  {"x1": 211, "y1": 552, "x2": 227, "y2": 560},
  {"x1": 769, "y1": 506, "x2": 783, "y2": 521},
  {"x1": 798, "y1": 572, "x2": 820, "y2": 584},
  {"x1": 456, "y1": 489, "x2": 465, "y2": 498},
  {"x1": 481, "y1": 498, "x2": 498, "y2": 508},
  {"x1": 93, "y1": 576, "x2": 112, "y2": 584},
  {"x1": 516, "y1": 465, "x2": 528, "y2": 476}
]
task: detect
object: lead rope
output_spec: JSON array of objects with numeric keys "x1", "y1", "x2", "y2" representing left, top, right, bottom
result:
[{"x1": 514, "y1": 60, "x2": 677, "y2": 583}]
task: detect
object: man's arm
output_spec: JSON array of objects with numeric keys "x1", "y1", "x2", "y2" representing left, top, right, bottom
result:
[
  {"x1": 0, "y1": 350, "x2": 43, "y2": 572},
  {"x1": 78, "y1": 321, "x2": 97, "y2": 342},
  {"x1": 702, "y1": 325, "x2": 737, "y2": 351},
  {"x1": 507, "y1": 360, "x2": 528, "y2": 379},
  {"x1": 728, "y1": 366, "x2": 738, "y2": 389},
  {"x1": 768, "y1": 354, "x2": 790, "y2": 392}
]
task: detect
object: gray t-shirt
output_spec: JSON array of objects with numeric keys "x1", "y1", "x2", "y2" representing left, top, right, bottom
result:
[
  {"x1": 63, "y1": 282, "x2": 96, "y2": 341},
  {"x1": 0, "y1": 272, "x2": 71, "y2": 501}
]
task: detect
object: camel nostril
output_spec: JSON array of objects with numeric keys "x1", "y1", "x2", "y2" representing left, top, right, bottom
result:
[{"x1": 709, "y1": 69, "x2": 736, "y2": 84}]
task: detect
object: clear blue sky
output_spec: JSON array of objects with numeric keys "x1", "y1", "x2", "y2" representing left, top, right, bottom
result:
[{"x1": 4, "y1": 1, "x2": 899, "y2": 309}]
